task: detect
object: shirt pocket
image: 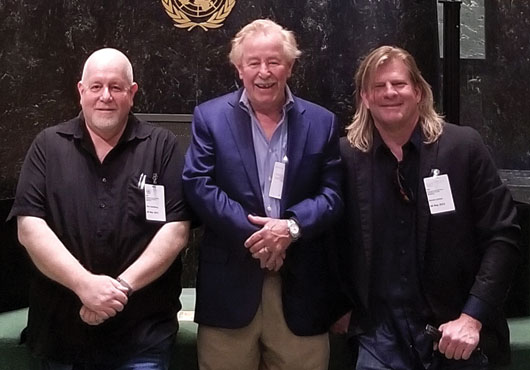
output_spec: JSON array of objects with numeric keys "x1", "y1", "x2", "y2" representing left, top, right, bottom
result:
[{"x1": 127, "y1": 174, "x2": 147, "y2": 221}]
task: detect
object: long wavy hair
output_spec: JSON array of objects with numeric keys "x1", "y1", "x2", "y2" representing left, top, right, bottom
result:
[{"x1": 346, "y1": 46, "x2": 444, "y2": 152}]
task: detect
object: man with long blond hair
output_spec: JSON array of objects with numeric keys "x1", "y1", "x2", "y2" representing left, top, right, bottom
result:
[{"x1": 337, "y1": 45, "x2": 520, "y2": 369}]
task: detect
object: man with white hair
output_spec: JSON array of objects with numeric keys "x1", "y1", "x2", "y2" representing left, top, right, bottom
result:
[
  {"x1": 9, "y1": 48, "x2": 190, "y2": 369},
  {"x1": 183, "y1": 19, "x2": 343, "y2": 370}
]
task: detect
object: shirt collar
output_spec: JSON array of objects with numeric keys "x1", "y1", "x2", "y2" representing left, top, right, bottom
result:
[
  {"x1": 373, "y1": 121, "x2": 422, "y2": 155},
  {"x1": 408, "y1": 123, "x2": 422, "y2": 151},
  {"x1": 57, "y1": 112, "x2": 151, "y2": 143}
]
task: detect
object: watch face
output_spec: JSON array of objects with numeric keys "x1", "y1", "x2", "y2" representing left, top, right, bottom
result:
[{"x1": 288, "y1": 220, "x2": 300, "y2": 239}]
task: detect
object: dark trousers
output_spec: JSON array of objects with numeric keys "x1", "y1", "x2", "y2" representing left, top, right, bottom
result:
[
  {"x1": 353, "y1": 340, "x2": 489, "y2": 370},
  {"x1": 33, "y1": 335, "x2": 174, "y2": 370}
]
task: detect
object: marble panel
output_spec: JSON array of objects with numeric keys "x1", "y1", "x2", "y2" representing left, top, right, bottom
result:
[
  {"x1": 461, "y1": 1, "x2": 530, "y2": 169},
  {"x1": 0, "y1": 0, "x2": 440, "y2": 200},
  {"x1": 438, "y1": 0, "x2": 485, "y2": 59},
  {"x1": 0, "y1": 0, "x2": 441, "y2": 289}
]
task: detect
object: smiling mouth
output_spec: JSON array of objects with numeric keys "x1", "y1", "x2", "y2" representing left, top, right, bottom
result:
[{"x1": 255, "y1": 82, "x2": 275, "y2": 89}]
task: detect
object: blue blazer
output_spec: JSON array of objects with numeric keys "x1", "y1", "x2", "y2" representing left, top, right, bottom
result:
[{"x1": 182, "y1": 89, "x2": 343, "y2": 335}]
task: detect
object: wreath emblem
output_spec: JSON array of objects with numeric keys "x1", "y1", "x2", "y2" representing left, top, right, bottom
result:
[{"x1": 161, "y1": 0, "x2": 236, "y2": 31}]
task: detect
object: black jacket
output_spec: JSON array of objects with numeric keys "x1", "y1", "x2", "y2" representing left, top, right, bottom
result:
[{"x1": 338, "y1": 123, "x2": 521, "y2": 365}]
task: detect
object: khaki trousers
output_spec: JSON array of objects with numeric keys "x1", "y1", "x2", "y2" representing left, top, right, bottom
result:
[{"x1": 197, "y1": 272, "x2": 329, "y2": 370}]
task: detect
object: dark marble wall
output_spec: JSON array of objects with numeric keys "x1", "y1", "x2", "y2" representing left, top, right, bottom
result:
[
  {"x1": 0, "y1": 0, "x2": 440, "y2": 296},
  {"x1": 462, "y1": 1, "x2": 530, "y2": 170},
  {"x1": 5, "y1": 1, "x2": 530, "y2": 294},
  {"x1": 0, "y1": 0, "x2": 440, "y2": 200}
]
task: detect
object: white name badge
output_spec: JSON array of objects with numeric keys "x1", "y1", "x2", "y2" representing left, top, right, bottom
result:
[
  {"x1": 269, "y1": 161, "x2": 286, "y2": 199},
  {"x1": 423, "y1": 174, "x2": 456, "y2": 214},
  {"x1": 144, "y1": 184, "x2": 166, "y2": 222}
]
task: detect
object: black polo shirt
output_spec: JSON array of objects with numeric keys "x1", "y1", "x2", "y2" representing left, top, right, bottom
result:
[{"x1": 9, "y1": 113, "x2": 190, "y2": 364}]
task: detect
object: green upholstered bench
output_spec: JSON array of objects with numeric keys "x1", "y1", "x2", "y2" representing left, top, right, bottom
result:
[
  {"x1": 171, "y1": 288, "x2": 198, "y2": 370},
  {"x1": 0, "y1": 288, "x2": 198, "y2": 370},
  {"x1": 2, "y1": 290, "x2": 530, "y2": 370},
  {"x1": 0, "y1": 307, "x2": 31, "y2": 370},
  {"x1": 505, "y1": 317, "x2": 530, "y2": 370}
]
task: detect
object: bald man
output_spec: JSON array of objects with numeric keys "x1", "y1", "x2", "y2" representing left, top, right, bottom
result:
[{"x1": 8, "y1": 48, "x2": 191, "y2": 369}]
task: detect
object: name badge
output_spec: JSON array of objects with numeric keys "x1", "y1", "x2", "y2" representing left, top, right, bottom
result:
[
  {"x1": 269, "y1": 161, "x2": 285, "y2": 199},
  {"x1": 423, "y1": 173, "x2": 456, "y2": 214},
  {"x1": 144, "y1": 184, "x2": 166, "y2": 222}
]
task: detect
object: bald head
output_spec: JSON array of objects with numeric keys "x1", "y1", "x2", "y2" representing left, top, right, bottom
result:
[
  {"x1": 77, "y1": 48, "x2": 138, "y2": 143},
  {"x1": 81, "y1": 48, "x2": 134, "y2": 85}
]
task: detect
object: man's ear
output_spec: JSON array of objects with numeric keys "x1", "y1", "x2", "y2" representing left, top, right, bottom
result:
[
  {"x1": 130, "y1": 82, "x2": 139, "y2": 97},
  {"x1": 360, "y1": 90, "x2": 370, "y2": 110},
  {"x1": 235, "y1": 64, "x2": 244, "y2": 80},
  {"x1": 286, "y1": 61, "x2": 294, "y2": 79},
  {"x1": 77, "y1": 81, "x2": 84, "y2": 105},
  {"x1": 414, "y1": 86, "x2": 422, "y2": 104}
]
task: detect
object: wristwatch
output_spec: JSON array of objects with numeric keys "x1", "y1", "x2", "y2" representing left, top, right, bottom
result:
[
  {"x1": 116, "y1": 276, "x2": 133, "y2": 297},
  {"x1": 286, "y1": 218, "x2": 301, "y2": 241}
]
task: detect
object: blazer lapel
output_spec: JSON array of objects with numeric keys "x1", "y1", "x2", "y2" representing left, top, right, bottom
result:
[
  {"x1": 416, "y1": 139, "x2": 439, "y2": 270},
  {"x1": 225, "y1": 95, "x2": 263, "y2": 204},
  {"x1": 354, "y1": 150, "x2": 375, "y2": 274},
  {"x1": 281, "y1": 100, "x2": 309, "y2": 212}
]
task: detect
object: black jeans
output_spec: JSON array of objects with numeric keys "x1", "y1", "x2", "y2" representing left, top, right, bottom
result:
[
  {"x1": 355, "y1": 344, "x2": 489, "y2": 370},
  {"x1": 33, "y1": 335, "x2": 174, "y2": 370},
  {"x1": 428, "y1": 350, "x2": 489, "y2": 370}
]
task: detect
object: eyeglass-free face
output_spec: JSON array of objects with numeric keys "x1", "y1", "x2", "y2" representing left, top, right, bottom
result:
[
  {"x1": 78, "y1": 60, "x2": 138, "y2": 139},
  {"x1": 361, "y1": 58, "x2": 421, "y2": 136}
]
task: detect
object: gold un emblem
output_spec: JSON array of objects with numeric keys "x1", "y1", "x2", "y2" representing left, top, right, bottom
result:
[{"x1": 161, "y1": 0, "x2": 236, "y2": 31}]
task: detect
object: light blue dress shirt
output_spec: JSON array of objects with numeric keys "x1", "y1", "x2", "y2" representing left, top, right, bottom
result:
[{"x1": 239, "y1": 87, "x2": 294, "y2": 219}]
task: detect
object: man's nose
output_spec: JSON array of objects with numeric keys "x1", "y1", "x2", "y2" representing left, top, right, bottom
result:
[
  {"x1": 258, "y1": 62, "x2": 271, "y2": 76},
  {"x1": 100, "y1": 86, "x2": 113, "y2": 101},
  {"x1": 383, "y1": 82, "x2": 397, "y2": 96}
]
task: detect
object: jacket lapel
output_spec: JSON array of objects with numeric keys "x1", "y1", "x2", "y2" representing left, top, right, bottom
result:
[
  {"x1": 225, "y1": 93, "x2": 263, "y2": 205},
  {"x1": 354, "y1": 149, "x2": 374, "y2": 275},
  {"x1": 281, "y1": 99, "x2": 309, "y2": 212},
  {"x1": 416, "y1": 139, "x2": 439, "y2": 270}
]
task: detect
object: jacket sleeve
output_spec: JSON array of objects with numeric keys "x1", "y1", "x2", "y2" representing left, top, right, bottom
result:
[
  {"x1": 182, "y1": 105, "x2": 259, "y2": 245},
  {"x1": 466, "y1": 127, "x2": 521, "y2": 315}
]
